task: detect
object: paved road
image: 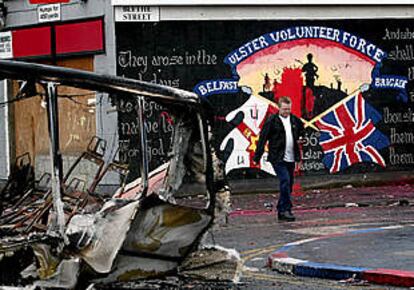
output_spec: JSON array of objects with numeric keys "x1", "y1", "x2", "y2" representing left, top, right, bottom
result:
[
  {"x1": 92, "y1": 184, "x2": 414, "y2": 289},
  {"x1": 206, "y1": 185, "x2": 414, "y2": 289}
]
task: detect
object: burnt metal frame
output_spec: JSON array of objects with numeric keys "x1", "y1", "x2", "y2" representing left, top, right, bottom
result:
[
  {"x1": 136, "y1": 95, "x2": 149, "y2": 197},
  {"x1": 0, "y1": 59, "x2": 216, "y2": 239},
  {"x1": 44, "y1": 81, "x2": 66, "y2": 239},
  {"x1": 0, "y1": 153, "x2": 34, "y2": 214},
  {"x1": 63, "y1": 136, "x2": 107, "y2": 192}
]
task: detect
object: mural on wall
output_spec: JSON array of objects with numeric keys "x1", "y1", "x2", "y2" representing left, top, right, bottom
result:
[
  {"x1": 116, "y1": 20, "x2": 414, "y2": 180},
  {"x1": 195, "y1": 26, "x2": 406, "y2": 175}
]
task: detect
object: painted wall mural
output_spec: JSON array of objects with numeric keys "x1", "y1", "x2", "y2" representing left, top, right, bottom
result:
[
  {"x1": 197, "y1": 26, "x2": 398, "y2": 175},
  {"x1": 116, "y1": 20, "x2": 414, "y2": 180}
]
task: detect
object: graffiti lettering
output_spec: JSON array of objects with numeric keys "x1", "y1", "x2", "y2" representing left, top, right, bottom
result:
[
  {"x1": 143, "y1": 100, "x2": 162, "y2": 118},
  {"x1": 390, "y1": 128, "x2": 414, "y2": 144},
  {"x1": 119, "y1": 50, "x2": 217, "y2": 72},
  {"x1": 302, "y1": 131, "x2": 320, "y2": 147},
  {"x1": 152, "y1": 55, "x2": 184, "y2": 67},
  {"x1": 137, "y1": 73, "x2": 180, "y2": 88},
  {"x1": 270, "y1": 27, "x2": 341, "y2": 43},
  {"x1": 389, "y1": 147, "x2": 414, "y2": 165},
  {"x1": 117, "y1": 96, "x2": 173, "y2": 173},
  {"x1": 383, "y1": 107, "x2": 414, "y2": 124},
  {"x1": 161, "y1": 114, "x2": 174, "y2": 133},
  {"x1": 122, "y1": 148, "x2": 139, "y2": 162},
  {"x1": 144, "y1": 120, "x2": 159, "y2": 134},
  {"x1": 116, "y1": 99, "x2": 135, "y2": 113},
  {"x1": 225, "y1": 26, "x2": 386, "y2": 66},
  {"x1": 383, "y1": 28, "x2": 414, "y2": 40},
  {"x1": 302, "y1": 149, "x2": 323, "y2": 160},
  {"x1": 196, "y1": 80, "x2": 239, "y2": 97},
  {"x1": 184, "y1": 50, "x2": 218, "y2": 65},
  {"x1": 250, "y1": 107, "x2": 258, "y2": 120},
  {"x1": 388, "y1": 45, "x2": 414, "y2": 61},
  {"x1": 227, "y1": 36, "x2": 269, "y2": 65},
  {"x1": 118, "y1": 51, "x2": 148, "y2": 73},
  {"x1": 299, "y1": 161, "x2": 326, "y2": 171},
  {"x1": 119, "y1": 138, "x2": 167, "y2": 164},
  {"x1": 115, "y1": 99, "x2": 165, "y2": 118},
  {"x1": 121, "y1": 50, "x2": 218, "y2": 92},
  {"x1": 150, "y1": 73, "x2": 180, "y2": 88},
  {"x1": 120, "y1": 119, "x2": 139, "y2": 136},
  {"x1": 374, "y1": 77, "x2": 407, "y2": 89},
  {"x1": 120, "y1": 118, "x2": 171, "y2": 136},
  {"x1": 147, "y1": 138, "x2": 166, "y2": 162},
  {"x1": 341, "y1": 32, "x2": 385, "y2": 62},
  {"x1": 409, "y1": 66, "x2": 414, "y2": 81}
]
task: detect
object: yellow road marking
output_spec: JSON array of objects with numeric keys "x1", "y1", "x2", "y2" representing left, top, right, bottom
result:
[
  {"x1": 244, "y1": 270, "x2": 359, "y2": 289},
  {"x1": 241, "y1": 244, "x2": 283, "y2": 257},
  {"x1": 241, "y1": 244, "x2": 284, "y2": 265}
]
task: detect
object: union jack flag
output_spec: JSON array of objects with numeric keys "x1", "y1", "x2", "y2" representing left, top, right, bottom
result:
[{"x1": 314, "y1": 92, "x2": 389, "y2": 173}]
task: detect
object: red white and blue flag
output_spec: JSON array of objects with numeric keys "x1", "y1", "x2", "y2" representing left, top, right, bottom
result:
[{"x1": 314, "y1": 92, "x2": 389, "y2": 173}]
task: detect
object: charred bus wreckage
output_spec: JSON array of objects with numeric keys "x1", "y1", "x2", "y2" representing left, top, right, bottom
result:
[{"x1": 0, "y1": 60, "x2": 237, "y2": 289}]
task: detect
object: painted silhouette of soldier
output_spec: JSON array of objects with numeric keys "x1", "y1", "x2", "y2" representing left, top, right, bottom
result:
[
  {"x1": 263, "y1": 73, "x2": 271, "y2": 92},
  {"x1": 302, "y1": 53, "x2": 319, "y2": 88},
  {"x1": 301, "y1": 53, "x2": 318, "y2": 118}
]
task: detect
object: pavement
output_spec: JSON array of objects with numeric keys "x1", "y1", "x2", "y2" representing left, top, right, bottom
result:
[
  {"x1": 230, "y1": 183, "x2": 414, "y2": 215},
  {"x1": 229, "y1": 170, "x2": 414, "y2": 194},
  {"x1": 225, "y1": 183, "x2": 414, "y2": 288},
  {"x1": 268, "y1": 224, "x2": 414, "y2": 287}
]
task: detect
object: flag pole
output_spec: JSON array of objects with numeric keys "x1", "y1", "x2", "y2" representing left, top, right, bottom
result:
[
  {"x1": 253, "y1": 93, "x2": 319, "y2": 131},
  {"x1": 304, "y1": 85, "x2": 367, "y2": 128},
  {"x1": 252, "y1": 83, "x2": 367, "y2": 131}
]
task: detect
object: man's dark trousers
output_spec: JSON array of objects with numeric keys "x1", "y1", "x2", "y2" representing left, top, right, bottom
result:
[{"x1": 272, "y1": 161, "x2": 295, "y2": 213}]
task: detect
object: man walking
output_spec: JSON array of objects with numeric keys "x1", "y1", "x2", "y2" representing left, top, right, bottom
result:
[{"x1": 253, "y1": 96, "x2": 304, "y2": 221}]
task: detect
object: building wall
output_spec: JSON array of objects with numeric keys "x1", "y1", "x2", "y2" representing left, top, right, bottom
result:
[
  {"x1": 94, "y1": 0, "x2": 118, "y2": 167},
  {"x1": 113, "y1": 5, "x2": 414, "y2": 182},
  {"x1": 0, "y1": 0, "x2": 117, "y2": 181},
  {"x1": 1, "y1": 3, "x2": 414, "y2": 184},
  {"x1": 0, "y1": 80, "x2": 10, "y2": 179}
]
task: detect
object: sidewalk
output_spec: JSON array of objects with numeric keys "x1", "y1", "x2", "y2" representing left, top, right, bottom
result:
[
  {"x1": 229, "y1": 170, "x2": 414, "y2": 194},
  {"x1": 230, "y1": 183, "x2": 414, "y2": 215},
  {"x1": 268, "y1": 224, "x2": 414, "y2": 287}
]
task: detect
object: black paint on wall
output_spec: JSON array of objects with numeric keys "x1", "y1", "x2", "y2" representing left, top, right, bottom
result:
[{"x1": 115, "y1": 19, "x2": 414, "y2": 180}]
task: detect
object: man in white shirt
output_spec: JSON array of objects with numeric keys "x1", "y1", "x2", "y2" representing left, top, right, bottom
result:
[{"x1": 253, "y1": 96, "x2": 304, "y2": 221}]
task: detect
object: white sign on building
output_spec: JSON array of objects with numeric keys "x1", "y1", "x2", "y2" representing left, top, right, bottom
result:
[
  {"x1": 38, "y1": 3, "x2": 61, "y2": 23},
  {"x1": 115, "y1": 6, "x2": 160, "y2": 22},
  {"x1": 0, "y1": 31, "x2": 13, "y2": 59}
]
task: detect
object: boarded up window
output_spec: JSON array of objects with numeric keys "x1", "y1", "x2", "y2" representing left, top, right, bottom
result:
[{"x1": 12, "y1": 56, "x2": 96, "y2": 164}]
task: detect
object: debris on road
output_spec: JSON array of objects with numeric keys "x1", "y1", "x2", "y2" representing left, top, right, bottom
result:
[
  {"x1": 338, "y1": 275, "x2": 369, "y2": 286},
  {"x1": 263, "y1": 202, "x2": 274, "y2": 211},
  {"x1": 0, "y1": 60, "x2": 237, "y2": 289},
  {"x1": 179, "y1": 245, "x2": 242, "y2": 282},
  {"x1": 345, "y1": 202, "x2": 359, "y2": 207},
  {"x1": 388, "y1": 199, "x2": 410, "y2": 207}
]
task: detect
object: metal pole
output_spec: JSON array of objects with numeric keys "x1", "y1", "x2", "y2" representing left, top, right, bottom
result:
[
  {"x1": 45, "y1": 81, "x2": 66, "y2": 239},
  {"x1": 137, "y1": 96, "x2": 148, "y2": 197}
]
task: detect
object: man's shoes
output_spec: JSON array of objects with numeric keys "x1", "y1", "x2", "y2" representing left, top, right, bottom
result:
[{"x1": 278, "y1": 211, "x2": 296, "y2": 222}]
